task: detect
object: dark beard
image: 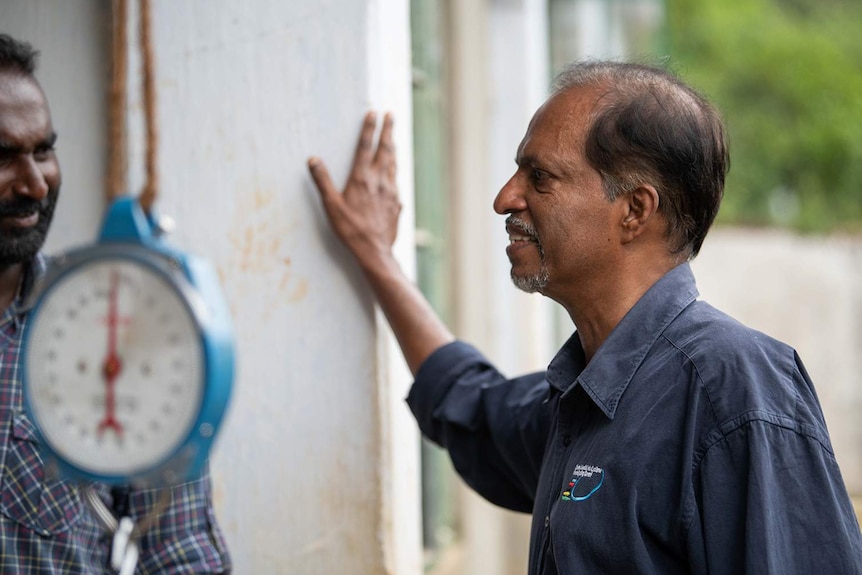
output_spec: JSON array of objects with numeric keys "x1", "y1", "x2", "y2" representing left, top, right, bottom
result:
[{"x1": 0, "y1": 188, "x2": 58, "y2": 268}]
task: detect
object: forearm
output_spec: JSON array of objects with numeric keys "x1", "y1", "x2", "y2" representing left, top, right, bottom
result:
[{"x1": 358, "y1": 250, "x2": 454, "y2": 375}]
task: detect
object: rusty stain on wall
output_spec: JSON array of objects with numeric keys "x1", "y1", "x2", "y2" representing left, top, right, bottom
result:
[{"x1": 223, "y1": 183, "x2": 308, "y2": 319}]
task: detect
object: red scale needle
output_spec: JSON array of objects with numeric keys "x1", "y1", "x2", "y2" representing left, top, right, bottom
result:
[{"x1": 98, "y1": 269, "x2": 125, "y2": 438}]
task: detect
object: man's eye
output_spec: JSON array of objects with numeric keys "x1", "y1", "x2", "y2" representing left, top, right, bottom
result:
[
  {"x1": 531, "y1": 168, "x2": 549, "y2": 183},
  {"x1": 34, "y1": 145, "x2": 55, "y2": 161}
]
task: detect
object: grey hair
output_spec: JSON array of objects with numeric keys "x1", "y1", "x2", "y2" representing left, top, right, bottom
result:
[{"x1": 551, "y1": 61, "x2": 729, "y2": 258}]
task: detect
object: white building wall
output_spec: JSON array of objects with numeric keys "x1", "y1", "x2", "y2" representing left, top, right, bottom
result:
[{"x1": 1, "y1": 1, "x2": 421, "y2": 574}]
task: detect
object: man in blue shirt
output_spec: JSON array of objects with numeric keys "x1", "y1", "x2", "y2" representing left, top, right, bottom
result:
[{"x1": 308, "y1": 61, "x2": 862, "y2": 573}]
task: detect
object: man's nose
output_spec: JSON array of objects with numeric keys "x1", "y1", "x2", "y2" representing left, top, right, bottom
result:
[
  {"x1": 493, "y1": 172, "x2": 527, "y2": 214},
  {"x1": 12, "y1": 156, "x2": 49, "y2": 201}
]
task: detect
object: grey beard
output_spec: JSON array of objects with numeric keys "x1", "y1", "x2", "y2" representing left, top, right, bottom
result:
[
  {"x1": 505, "y1": 214, "x2": 549, "y2": 293},
  {"x1": 510, "y1": 239, "x2": 549, "y2": 293},
  {"x1": 511, "y1": 264, "x2": 549, "y2": 293}
]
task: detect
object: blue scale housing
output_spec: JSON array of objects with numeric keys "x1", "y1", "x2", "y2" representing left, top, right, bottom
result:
[{"x1": 21, "y1": 197, "x2": 234, "y2": 487}]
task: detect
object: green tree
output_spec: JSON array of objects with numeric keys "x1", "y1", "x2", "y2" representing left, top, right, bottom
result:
[{"x1": 668, "y1": 0, "x2": 862, "y2": 232}]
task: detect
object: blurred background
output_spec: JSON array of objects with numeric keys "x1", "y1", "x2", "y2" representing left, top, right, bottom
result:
[{"x1": 1, "y1": 0, "x2": 860, "y2": 573}]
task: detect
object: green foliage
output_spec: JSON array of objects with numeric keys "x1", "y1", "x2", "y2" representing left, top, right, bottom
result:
[{"x1": 667, "y1": 0, "x2": 862, "y2": 232}]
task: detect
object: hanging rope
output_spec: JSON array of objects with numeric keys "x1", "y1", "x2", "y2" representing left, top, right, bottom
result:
[
  {"x1": 106, "y1": 0, "x2": 128, "y2": 202},
  {"x1": 106, "y1": 0, "x2": 159, "y2": 213},
  {"x1": 137, "y1": 0, "x2": 158, "y2": 213}
]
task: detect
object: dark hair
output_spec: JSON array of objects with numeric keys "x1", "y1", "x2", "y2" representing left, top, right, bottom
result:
[
  {"x1": 0, "y1": 33, "x2": 39, "y2": 76},
  {"x1": 552, "y1": 61, "x2": 729, "y2": 258}
]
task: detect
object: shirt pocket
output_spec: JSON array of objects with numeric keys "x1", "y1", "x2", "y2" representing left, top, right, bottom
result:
[{"x1": 0, "y1": 412, "x2": 85, "y2": 535}]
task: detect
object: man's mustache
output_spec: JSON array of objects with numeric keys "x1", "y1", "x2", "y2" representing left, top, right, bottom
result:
[{"x1": 0, "y1": 197, "x2": 50, "y2": 218}]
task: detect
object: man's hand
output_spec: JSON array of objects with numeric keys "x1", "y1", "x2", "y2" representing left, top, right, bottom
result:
[
  {"x1": 308, "y1": 111, "x2": 401, "y2": 270},
  {"x1": 306, "y1": 110, "x2": 454, "y2": 373}
]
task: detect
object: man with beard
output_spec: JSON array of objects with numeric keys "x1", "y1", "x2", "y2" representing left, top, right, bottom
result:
[
  {"x1": 0, "y1": 34, "x2": 231, "y2": 573},
  {"x1": 308, "y1": 61, "x2": 862, "y2": 573}
]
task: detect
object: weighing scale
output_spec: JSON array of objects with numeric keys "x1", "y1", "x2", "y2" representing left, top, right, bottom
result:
[
  {"x1": 22, "y1": 196, "x2": 233, "y2": 486},
  {"x1": 20, "y1": 197, "x2": 234, "y2": 574}
]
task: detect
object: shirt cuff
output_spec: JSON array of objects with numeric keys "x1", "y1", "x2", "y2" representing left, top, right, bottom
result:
[{"x1": 406, "y1": 340, "x2": 490, "y2": 437}]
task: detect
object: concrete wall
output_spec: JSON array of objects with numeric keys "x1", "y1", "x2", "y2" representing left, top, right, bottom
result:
[{"x1": 1, "y1": 1, "x2": 422, "y2": 573}]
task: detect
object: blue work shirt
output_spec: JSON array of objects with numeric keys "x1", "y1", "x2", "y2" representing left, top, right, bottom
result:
[{"x1": 408, "y1": 263, "x2": 862, "y2": 574}]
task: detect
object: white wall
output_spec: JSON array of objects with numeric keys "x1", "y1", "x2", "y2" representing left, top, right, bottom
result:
[
  {"x1": 131, "y1": 2, "x2": 421, "y2": 573},
  {"x1": 2, "y1": 1, "x2": 422, "y2": 573}
]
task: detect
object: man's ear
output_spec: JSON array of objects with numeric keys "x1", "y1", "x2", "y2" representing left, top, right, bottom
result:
[{"x1": 620, "y1": 184, "x2": 660, "y2": 244}]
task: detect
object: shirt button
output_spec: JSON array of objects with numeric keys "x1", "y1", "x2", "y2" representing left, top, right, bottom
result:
[
  {"x1": 562, "y1": 435, "x2": 571, "y2": 446},
  {"x1": 544, "y1": 516, "x2": 550, "y2": 528}
]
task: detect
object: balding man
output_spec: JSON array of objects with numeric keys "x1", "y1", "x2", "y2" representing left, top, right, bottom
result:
[{"x1": 309, "y1": 61, "x2": 862, "y2": 574}]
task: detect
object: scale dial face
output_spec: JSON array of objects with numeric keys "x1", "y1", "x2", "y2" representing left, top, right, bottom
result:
[{"x1": 25, "y1": 257, "x2": 204, "y2": 476}]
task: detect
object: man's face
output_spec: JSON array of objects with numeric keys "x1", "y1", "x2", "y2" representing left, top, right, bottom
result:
[
  {"x1": 0, "y1": 72, "x2": 60, "y2": 268},
  {"x1": 493, "y1": 87, "x2": 623, "y2": 301}
]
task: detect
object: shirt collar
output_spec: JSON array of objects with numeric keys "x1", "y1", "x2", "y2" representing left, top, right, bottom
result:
[
  {"x1": 545, "y1": 262, "x2": 699, "y2": 419},
  {"x1": 7, "y1": 253, "x2": 48, "y2": 321}
]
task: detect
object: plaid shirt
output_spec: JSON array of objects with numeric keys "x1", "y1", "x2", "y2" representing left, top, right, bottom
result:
[{"x1": 0, "y1": 254, "x2": 231, "y2": 574}]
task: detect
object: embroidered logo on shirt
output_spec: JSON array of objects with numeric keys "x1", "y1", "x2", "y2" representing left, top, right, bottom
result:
[{"x1": 560, "y1": 464, "x2": 604, "y2": 501}]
